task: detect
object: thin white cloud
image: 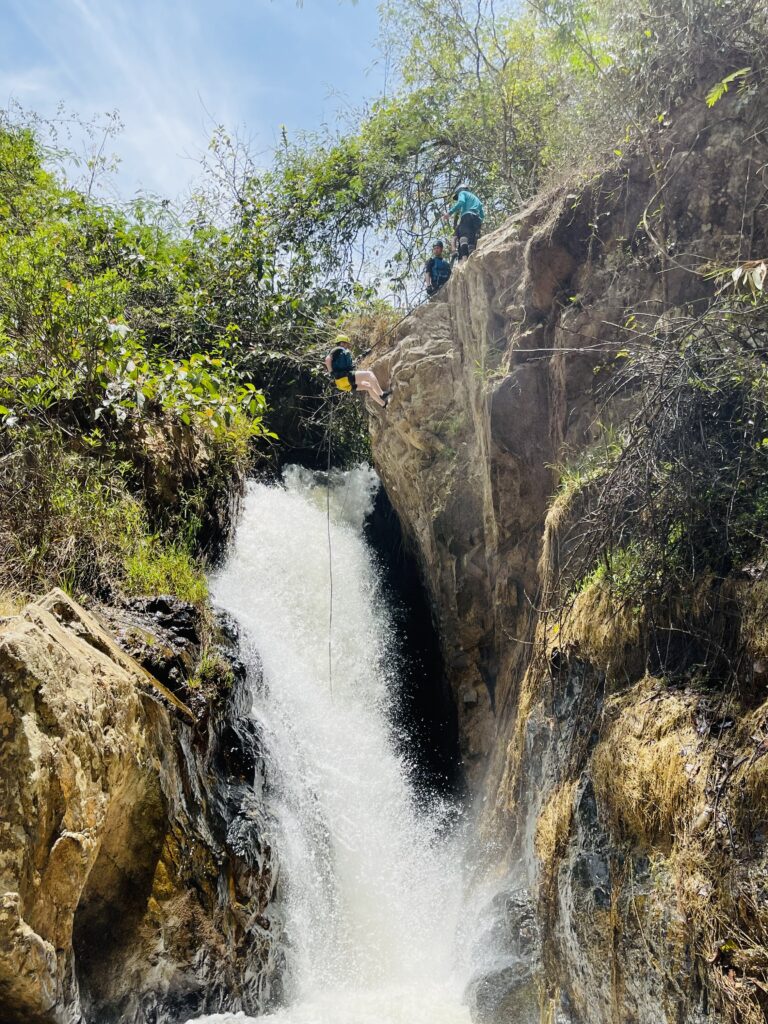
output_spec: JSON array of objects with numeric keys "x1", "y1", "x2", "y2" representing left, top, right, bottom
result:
[
  {"x1": 3, "y1": 0, "x2": 261, "y2": 196},
  {"x1": 0, "y1": 65, "x2": 60, "y2": 99},
  {"x1": 1, "y1": 0, "x2": 385, "y2": 198}
]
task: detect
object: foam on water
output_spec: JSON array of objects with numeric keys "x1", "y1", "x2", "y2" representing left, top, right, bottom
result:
[{"x1": 186, "y1": 466, "x2": 471, "y2": 1024}]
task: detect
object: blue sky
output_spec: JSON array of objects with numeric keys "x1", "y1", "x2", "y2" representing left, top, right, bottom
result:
[{"x1": 0, "y1": 0, "x2": 386, "y2": 198}]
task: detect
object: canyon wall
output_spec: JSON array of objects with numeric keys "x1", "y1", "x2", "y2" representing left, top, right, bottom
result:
[{"x1": 369, "y1": 89, "x2": 768, "y2": 1022}]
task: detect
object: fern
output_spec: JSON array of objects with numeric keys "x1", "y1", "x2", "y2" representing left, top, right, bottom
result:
[{"x1": 705, "y1": 67, "x2": 751, "y2": 107}]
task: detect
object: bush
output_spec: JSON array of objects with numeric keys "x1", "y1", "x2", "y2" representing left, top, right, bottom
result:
[
  {"x1": 124, "y1": 542, "x2": 208, "y2": 606},
  {"x1": 0, "y1": 114, "x2": 352, "y2": 602},
  {"x1": 558, "y1": 295, "x2": 768, "y2": 603},
  {"x1": 0, "y1": 428, "x2": 145, "y2": 597}
]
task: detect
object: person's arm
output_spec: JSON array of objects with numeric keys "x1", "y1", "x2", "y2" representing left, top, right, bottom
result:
[{"x1": 448, "y1": 192, "x2": 465, "y2": 217}]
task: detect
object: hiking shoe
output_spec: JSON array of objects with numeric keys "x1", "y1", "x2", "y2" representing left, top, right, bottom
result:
[{"x1": 381, "y1": 390, "x2": 392, "y2": 407}]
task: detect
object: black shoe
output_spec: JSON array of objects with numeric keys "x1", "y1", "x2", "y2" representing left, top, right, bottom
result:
[{"x1": 381, "y1": 390, "x2": 392, "y2": 407}]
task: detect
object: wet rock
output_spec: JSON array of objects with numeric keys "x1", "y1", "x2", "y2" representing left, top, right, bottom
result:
[
  {"x1": 96, "y1": 596, "x2": 202, "y2": 698},
  {"x1": 0, "y1": 589, "x2": 280, "y2": 1024},
  {"x1": 468, "y1": 960, "x2": 539, "y2": 1024},
  {"x1": 466, "y1": 888, "x2": 542, "y2": 1024}
]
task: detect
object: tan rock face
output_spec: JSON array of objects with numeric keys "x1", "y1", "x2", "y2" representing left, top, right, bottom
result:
[
  {"x1": 371, "y1": 94, "x2": 768, "y2": 782},
  {"x1": 369, "y1": 91, "x2": 768, "y2": 1023},
  {"x1": 0, "y1": 590, "x2": 279, "y2": 1024}
]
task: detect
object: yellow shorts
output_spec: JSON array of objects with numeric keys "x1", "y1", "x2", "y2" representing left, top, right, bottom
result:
[{"x1": 335, "y1": 375, "x2": 353, "y2": 392}]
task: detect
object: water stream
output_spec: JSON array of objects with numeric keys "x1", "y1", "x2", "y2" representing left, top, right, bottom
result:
[{"x1": 187, "y1": 466, "x2": 472, "y2": 1024}]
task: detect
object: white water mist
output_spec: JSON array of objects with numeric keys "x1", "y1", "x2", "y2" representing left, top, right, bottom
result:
[{"x1": 187, "y1": 466, "x2": 471, "y2": 1024}]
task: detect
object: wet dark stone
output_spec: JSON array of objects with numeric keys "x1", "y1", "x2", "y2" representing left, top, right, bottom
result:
[
  {"x1": 468, "y1": 960, "x2": 540, "y2": 1024},
  {"x1": 466, "y1": 889, "x2": 542, "y2": 1024},
  {"x1": 215, "y1": 611, "x2": 248, "y2": 685},
  {"x1": 217, "y1": 609, "x2": 242, "y2": 648},
  {"x1": 95, "y1": 595, "x2": 203, "y2": 698},
  {"x1": 572, "y1": 851, "x2": 611, "y2": 910},
  {"x1": 572, "y1": 781, "x2": 612, "y2": 909},
  {"x1": 364, "y1": 485, "x2": 464, "y2": 798},
  {"x1": 218, "y1": 720, "x2": 260, "y2": 782},
  {"x1": 141, "y1": 596, "x2": 199, "y2": 643}
]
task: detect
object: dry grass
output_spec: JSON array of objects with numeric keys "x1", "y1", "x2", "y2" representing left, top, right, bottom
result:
[
  {"x1": 535, "y1": 779, "x2": 577, "y2": 883},
  {"x1": 559, "y1": 582, "x2": 768, "y2": 1024},
  {"x1": 339, "y1": 308, "x2": 400, "y2": 359},
  {"x1": 592, "y1": 679, "x2": 707, "y2": 849},
  {"x1": 738, "y1": 580, "x2": 768, "y2": 662},
  {"x1": 490, "y1": 572, "x2": 768, "y2": 1022},
  {"x1": 547, "y1": 582, "x2": 643, "y2": 688},
  {"x1": 491, "y1": 663, "x2": 537, "y2": 824},
  {"x1": 498, "y1": 395, "x2": 768, "y2": 1022},
  {"x1": 0, "y1": 589, "x2": 24, "y2": 617}
]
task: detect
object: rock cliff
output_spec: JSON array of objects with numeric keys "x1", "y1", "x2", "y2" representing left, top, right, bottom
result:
[
  {"x1": 369, "y1": 88, "x2": 768, "y2": 1023},
  {"x1": 0, "y1": 590, "x2": 279, "y2": 1024}
]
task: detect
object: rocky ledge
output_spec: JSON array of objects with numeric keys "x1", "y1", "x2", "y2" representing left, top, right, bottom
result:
[{"x1": 0, "y1": 589, "x2": 280, "y2": 1024}]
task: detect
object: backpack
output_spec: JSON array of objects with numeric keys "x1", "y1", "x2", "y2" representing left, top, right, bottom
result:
[{"x1": 331, "y1": 347, "x2": 355, "y2": 377}]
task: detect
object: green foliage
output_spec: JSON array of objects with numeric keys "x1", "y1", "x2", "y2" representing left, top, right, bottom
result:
[
  {"x1": 555, "y1": 424, "x2": 623, "y2": 499},
  {"x1": 0, "y1": 419, "x2": 213, "y2": 604},
  {"x1": 0, "y1": 426, "x2": 146, "y2": 596},
  {"x1": 708, "y1": 258, "x2": 768, "y2": 303},
  {"x1": 248, "y1": 0, "x2": 767, "y2": 296},
  {"x1": 0, "y1": 119, "x2": 278, "y2": 443},
  {"x1": 257, "y1": 1, "x2": 574, "y2": 295},
  {"x1": 705, "y1": 66, "x2": 752, "y2": 107},
  {"x1": 190, "y1": 645, "x2": 236, "y2": 693},
  {"x1": 124, "y1": 541, "x2": 209, "y2": 606},
  {"x1": 0, "y1": 115, "x2": 344, "y2": 602}
]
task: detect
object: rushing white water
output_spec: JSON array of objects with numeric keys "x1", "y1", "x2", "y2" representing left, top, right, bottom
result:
[{"x1": 187, "y1": 466, "x2": 471, "y2": 1024}]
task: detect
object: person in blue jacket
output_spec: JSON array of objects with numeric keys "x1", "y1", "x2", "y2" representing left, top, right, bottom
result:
[
  {"x1": 424, "y1": 240, "x2": 452, "y2": 296},
  {"x1": 444, "y1": 184, "x2": 484, "y2": 260}
]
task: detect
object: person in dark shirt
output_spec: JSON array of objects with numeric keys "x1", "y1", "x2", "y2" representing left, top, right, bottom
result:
[
  {"x1": 424, "y1": 240, "x2": 452, "y2": 296},
  {"x1": 325, "y1": 343, "x2": 391, "y2": 408}
]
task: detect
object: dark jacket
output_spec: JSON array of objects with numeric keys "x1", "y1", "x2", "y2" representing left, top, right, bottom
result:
[{"x1": 426, "y1": 256, "x2": 451, "y2": 290}]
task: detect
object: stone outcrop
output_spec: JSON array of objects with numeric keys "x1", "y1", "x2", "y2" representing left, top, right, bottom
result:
[
  {"x1": 369, "y1": 86, "x2": 768, "y2": 1023},
  {"x1": 0, "y1": 589, "x2": 279, "y2": 1024}
]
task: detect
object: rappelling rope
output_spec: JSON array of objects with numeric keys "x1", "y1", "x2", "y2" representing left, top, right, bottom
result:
[
  {"x1": 358, "y1": 293, "x2": 431, "y2": 362},
  {"x1": 320, "y1": 288, "x2": 428, "y2": 703},
  {"x1": 326, "y1": 399, "x2": 334, "y2": 699}
]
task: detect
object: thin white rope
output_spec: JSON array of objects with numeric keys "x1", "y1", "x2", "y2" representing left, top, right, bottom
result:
[{"x1": 326, "y1": 400, "x2": 334, "y2": 699}]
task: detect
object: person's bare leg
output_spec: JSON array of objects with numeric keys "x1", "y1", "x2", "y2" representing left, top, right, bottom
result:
[
  {"x1": 354, "y1": 369, "x2": 385, "y2": 397},
  {"x1": 357, "y1": 379, "x2": 386, "y2": 407}
]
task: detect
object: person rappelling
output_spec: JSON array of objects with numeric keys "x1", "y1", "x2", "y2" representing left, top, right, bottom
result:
[
  {"x1": 424, "y1": 240, "x2": 452, "y2": 297},
  {"x1": 444, "y1": 184, "x2": 484, "y2": 261},
  {"x1": 325, "y1": 339, "x2": 391, "y2": 409}
]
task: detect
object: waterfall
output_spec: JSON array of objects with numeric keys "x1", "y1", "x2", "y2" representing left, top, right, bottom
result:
[{"x1": 186, "y1": 466, "x2": 471, "y2": 1024}]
